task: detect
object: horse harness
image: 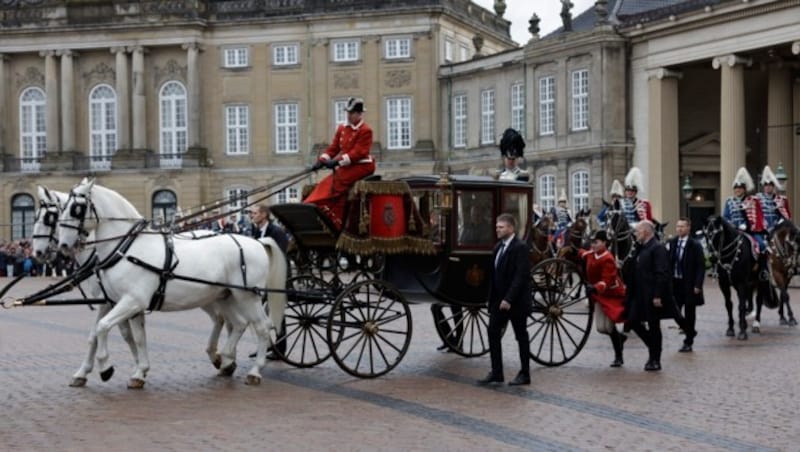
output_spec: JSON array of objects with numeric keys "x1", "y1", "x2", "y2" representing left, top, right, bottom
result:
[{"x1": 704, "y1": 221, "x2": 744, "y2": 276}]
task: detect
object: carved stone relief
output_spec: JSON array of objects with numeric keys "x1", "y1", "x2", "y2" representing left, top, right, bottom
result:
[
  {"x1": 82, "y1": 62, "x2": 115, "y2": 85},
  {"x1": 15, "y1": 66, "x2": 44, "y2": 89},
  {"x1": 153, "y1": 59, "x2": 187, "y2": 86},
  {"x1": 385, "y1": 69, "x2": 411, "y2": 88},
  {"x1": 334, "y1": 72, "x2": 359, "y2": 90}
]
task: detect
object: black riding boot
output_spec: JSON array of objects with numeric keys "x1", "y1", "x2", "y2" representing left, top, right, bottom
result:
[{"x1": 609, "y1": 329, "x2": 626, "y2": 367}]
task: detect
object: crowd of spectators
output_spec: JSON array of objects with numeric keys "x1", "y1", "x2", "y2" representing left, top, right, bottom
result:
[{"x1": 0, "y1": 240, "x2": 75, "y2": 278}]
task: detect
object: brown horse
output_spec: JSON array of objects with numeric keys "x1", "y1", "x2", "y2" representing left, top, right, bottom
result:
[
  {"x1": 763, "y1": 220, "x2": 799, "y2": 327},
  {"x1": 528, "y1": 215, "x2": 555, "y2": 267}
]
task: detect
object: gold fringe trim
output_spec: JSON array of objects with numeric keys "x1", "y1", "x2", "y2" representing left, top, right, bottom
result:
[
  {"x1": 348, "y1": 180, "x2": 412, "y2": 200},
  {"x1": 336, "y1": 232, "x2": 437, "y2": 256}
]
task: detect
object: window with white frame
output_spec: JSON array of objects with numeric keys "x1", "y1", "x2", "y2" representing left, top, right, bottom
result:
[
  {"x1": 333, "y1": 40, "x2": 359, "y2": 62},
  {"x1": 453, "y1": 94, "x2": 467, "y2": 148},
  {"x1": 19, "y1": 87, "x2": 46, "y2": 171},
  {"x1": 89, "y1": 84, "x2": 117, "y2": 169},
  {"x1": 385, "y1": 38, "x2": 411, "y2": 59},
  {"x1": 333, "y1": 99, "x2": 348, "y2": 127},
  {"x1": 11, "y1": 194, "x2": 35, "y2": 240},
  {"x1": 225, "y1": 105, "x2": 249, "y2": 155},
  {"x1": 386, "y1": 97, "x2": 412, "y2": 149},
  {"x1": 277, "y1": 187, "x2": 300, "y2": 204},
  {"x1": 223, "y1": 47, "x2": 249, "y2": 68},
  {"x1": 226, "y1": 187, "x2": 250, "y2": 212},
  {"x1": 159, "y1": 81, "x2": 188, "y2": 162},
  {"x1": 273, "y1": 43, "x2": 299, "y2": 66},
  {"x1": 571, "y1": 170, "x2": 590, "y2": 212},
  {"x1": 275, "y1": 102, "x2": 299, "y2": 153},
  {"x1": 539, "y1": 76, "x2": 555, "y2": 136},
  {"x1": 459, "y1": 45, "x2": 469, "y2": 62},
  {"x1": 511, "y1": 83, "x2": 525, "y2": 134},
  {"x1": 480, "y1": 89, "x2": 495, "y2": 145},
  {"x1": 444, "y1": 39, "x2": 454, "y2": 63},
  {"x1": 571, "y1": 69, "x2": 589, "y2": 131},
  {"x1": 539, "y1": 174, "x2": 556, "y2": 211}
]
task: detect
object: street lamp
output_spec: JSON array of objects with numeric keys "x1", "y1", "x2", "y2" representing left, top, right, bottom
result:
[
  {"x1": 775, "y1": 162, "x2": 788, "y2": 193},
  {"x1": 681, "y1": 175, "x2": 694, "y2": 218}
]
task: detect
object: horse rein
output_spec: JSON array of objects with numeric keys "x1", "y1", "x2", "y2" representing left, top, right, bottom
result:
[{"x1": 703, "y1": 221, "x2": 743, "y2": 275}]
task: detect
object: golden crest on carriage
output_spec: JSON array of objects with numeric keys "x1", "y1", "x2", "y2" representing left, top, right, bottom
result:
[
  {"x1": 465, "y1": 264, "x2": 485, "y2": 287},
  {"x1": 382, "y1": 203, "x2": 396, "y2": 227}
]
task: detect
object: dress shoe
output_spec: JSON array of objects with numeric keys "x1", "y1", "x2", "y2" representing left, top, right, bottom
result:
[
  {"x1": 644, "y1": 360, "x2": 662, "y2": 371},
  {"x1": 476, "y1": 372, "x2": 504, "y2": 385},
  {"x1": 508, "y1": 372, "x2": 531, "y2": 386},
  {"x1": 436, "y1": 344, "x2": 450, "y2": 352},
  {"x1": 679, "y1": 344, "x2": 693, "y2": 353}
]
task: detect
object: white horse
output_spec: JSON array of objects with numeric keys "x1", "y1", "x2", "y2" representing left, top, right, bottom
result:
[
  {"x1": 56, "y1": 179, "x2": 287, "y2": 386},
  {"x1": 33, "y1": 185, "x2": 147, "y2": 387}
]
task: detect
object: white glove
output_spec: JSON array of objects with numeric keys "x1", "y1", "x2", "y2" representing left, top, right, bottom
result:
[{"x1": 738, "y1": 224, "x2": 746, "y2": 231}]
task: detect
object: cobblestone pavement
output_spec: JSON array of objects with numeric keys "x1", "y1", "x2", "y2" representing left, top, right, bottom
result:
[{"x1": 1, "y1": 276, "x2": 799, "y2": 451}]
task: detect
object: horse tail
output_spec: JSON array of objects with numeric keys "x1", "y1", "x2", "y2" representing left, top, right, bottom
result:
[{"x1": 260, "y1": 237, "x2": 288, "y2": 336}]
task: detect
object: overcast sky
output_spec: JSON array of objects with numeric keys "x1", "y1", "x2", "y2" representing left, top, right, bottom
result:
[{"x1": 472, "y1": 0, "x2": 597, "y2": 44}]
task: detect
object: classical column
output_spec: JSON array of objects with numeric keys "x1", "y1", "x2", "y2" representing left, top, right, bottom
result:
[
  {"x1": 767, "y1": 63, "x2": 793, "y2": 198},
  {"x1": 0, "y1": 54, "x2": 7, "y2": 153},
  {"x1": 130, "y1": 46, "x2": 146, "y2": 150},
  {"x1": 647, "y1": 68, "x2": 681, "y2": 226},
  {"x1": 112, "y1": 47, "x2": 130, "y2": 151},
  {"x1": 713, "y1": 55, "x2": 750, "y2": 205},
  {"x1": 183, "y1": 42, "x2": 201, "y2": 148},
  {"x1": 41, "y1": 50, "x2": 60, "y2": 153},
  {"x1": 59, "y1": 50, "x2": 75, "y2": 152}
]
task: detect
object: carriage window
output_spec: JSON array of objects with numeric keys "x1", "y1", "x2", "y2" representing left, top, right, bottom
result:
[
  {"x1": 152, "y1": 190, "x2": 177, "y2": 225},
  {"x1": 457, "y1": 191, "x2": 494, "y2": 247},
  {"x1": 502, "y1": 191, "x2": 529, "y2": 239},
  {"x1": 412, "y1": 190, "x2": 442, "y2": 245}
]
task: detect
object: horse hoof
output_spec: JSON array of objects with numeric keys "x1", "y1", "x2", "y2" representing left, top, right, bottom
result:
[
  {"x1": 69, "y1": 377, "x2": 87, "y2": 387},
  {"x1": 790, "y1": 318, "x2": 798, "y2": 326},
  {"x1": 212, "y1": 353, "x2": 222, "y2": 370},
  {"x1": 127, "y1": 378, "x2": 146, "y2": 390},
  {"x1": 100, "y1": 366, "x2": 115, "y2": 382},
  {"x1": 245, "y1": 374, "x2": 262, "y2": 386},
  {"x1": 737, "y1": 332, "x2": 748, "y2": 340},
  {"x1": 726, "y1": 329, "x2": 735, "y2": 337},
  {"x1": 746, "y1": 311, "x2": 756, "y2": 321},
  {"x1": 780, "y1": 318, "x2": 789, "y2": 326},
  {"x1": 218, "y1": 362, "x2": 237, "y2": 377},
  {"x1": 752, "y1": 327, "x2": 760, "y2": 334}
]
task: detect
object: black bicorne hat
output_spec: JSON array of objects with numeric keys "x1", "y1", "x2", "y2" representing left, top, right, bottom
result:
[
  {"x1": 499, "y1": 128, "x2": 525, "y2": 159},
  {"x1": 591, "y1": 230, "x2": 609, "y2": 243},
  {"x1": 344, "y1": 97, "x2": 365, "y2": 113}
]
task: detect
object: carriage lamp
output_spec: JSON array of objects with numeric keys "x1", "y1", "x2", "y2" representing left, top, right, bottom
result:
[
  {"x1": 681, "y1": 175, "x2": 693, "y2": 200},
  {"x1": 775, "y1": 162, "x2": 787, "y2": 189},
  {"x1": 435, "y1": 172, "x2": 453, "y2": 212}
]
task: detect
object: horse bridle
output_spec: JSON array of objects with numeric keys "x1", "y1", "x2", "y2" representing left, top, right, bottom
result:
[
  {"x1": 703, "y1": 219, "x2": 743, "y2": 274},
  {"x1": 606, "y1": 212, "x2": 634, "y2": 266},
  {"x1": 60, "y1": 190, "x2": 95, "y2": 241},
  {"x1": 32, "y1": 200, "x2": 61, "y2": 246}
]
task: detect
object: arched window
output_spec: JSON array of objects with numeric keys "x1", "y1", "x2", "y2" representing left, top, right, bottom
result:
[
  {"x1": 571, "y1": 170, "x2": 590, "y2": 212},
  {"x1": 11, "y1": 194, "x2": 35, "y2": 240},
  {"x1": 89, "y1": 84, "x2": 117, "y2": 170},
  {"x1": 538, "y1": 174, "x2": 556, "y2": 211},
  {"x1": 152, "y1": 190, "x2": 177, "y2": 225},
  {"x1": 19, "y1": 87, "x2": 46, "y2": 172},
  {"x1": 159, "y1": 81, "x2": 187, "y2": 168}
]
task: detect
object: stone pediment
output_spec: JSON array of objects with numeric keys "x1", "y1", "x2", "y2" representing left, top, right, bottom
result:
[{"x1": 680, "y1": 132, "x2": 719, "y2": 156}]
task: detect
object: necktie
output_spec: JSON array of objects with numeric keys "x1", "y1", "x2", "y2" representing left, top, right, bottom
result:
[
  {"x1": 495, "y1": 242, "x2": 506, "y2": 268},
  {"x1": 676, "y1": 239, "x2": 685, "y2": 278}
]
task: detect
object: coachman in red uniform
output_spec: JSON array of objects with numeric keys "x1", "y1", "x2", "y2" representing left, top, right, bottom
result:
[
  {"x1": 580, "y1": 230, "x2": 628, "y2": 367},
  {"x1": 304, "y1": 97, "x2": 376, "y2": 229}
]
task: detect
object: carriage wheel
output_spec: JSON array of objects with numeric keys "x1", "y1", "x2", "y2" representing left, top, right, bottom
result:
[
  {"x1": 432, "y1": 303, "x2": 491, "y2": 357},
  {"x1": 528, "y1": 258, "x2": 594, "y2": 366},
  {"x1": 273, "y1": 275, "x2": 333, "y2": 368},
  {"x1": 327, "y1": 280, "x2": 412, "y2": 378}
]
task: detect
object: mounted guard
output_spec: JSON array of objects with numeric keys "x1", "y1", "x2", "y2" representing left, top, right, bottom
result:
[
  {"x1": 551, "y1": 189, "x2": 573, "y2": 248},
  {"x1": 597, "y1": 179, "x2": 624, "y2": 229},
  {"x1": 622, "y1": 168, "x2": 653, "y2": 227},
  {"x1": 722, "y1": 167, "x2": 769, "y2": 280},
  {"x1": 497, "y1": 128, "x2": 529, "y2": 181},
  {"x1": 757, "y1": 165, "x2": 792, "y2": 233}
]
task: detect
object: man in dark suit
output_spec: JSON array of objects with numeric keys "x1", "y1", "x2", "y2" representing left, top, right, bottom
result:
[
  {"x1": 626, "y1": 220, "x2": 678, "y2": 371},
  {"x1": 249, "y1": 203, "x2": 289, "y2": 360},
  {"x1": 668, "y1": 218, "x2": 705, "y2": 352},
  {"x1": 478, "y1": 213, "x2": 533, "y2": 386}
]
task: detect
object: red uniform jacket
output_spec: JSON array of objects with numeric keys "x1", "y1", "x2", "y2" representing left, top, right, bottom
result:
[
  {"x1": 580, "y1": 249, "x2": 626, "y2": 323},
  {"x1": 304, "y1": 121, "x2": 376, "y2": 228}
]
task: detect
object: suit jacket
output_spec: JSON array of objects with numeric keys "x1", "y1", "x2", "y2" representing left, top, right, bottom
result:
[
  {"x1": 625, "y1": 237, "x2": 676, "y2": 323},
  {"x1": 250, "y1": 222, "x2": 289, "y2": 253},
  {"x1": 489, "y1": 236, "x2": 532, "y2": 315},
  {"x1": 668, "y1": 236, "x2": 705, "y2": 306}
]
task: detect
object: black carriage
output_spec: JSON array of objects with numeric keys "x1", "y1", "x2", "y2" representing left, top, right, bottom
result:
[{"x1": 269, "y1": 173, "x2": 594, "y2": 378}]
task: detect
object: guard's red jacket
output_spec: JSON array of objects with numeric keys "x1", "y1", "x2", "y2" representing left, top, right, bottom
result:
[
  {"x1": 304, "y1": 121, "x2": 376, "y2": 228},
  {"x1": 580, "y1": 249, "x2": 626, "y2": 323}
]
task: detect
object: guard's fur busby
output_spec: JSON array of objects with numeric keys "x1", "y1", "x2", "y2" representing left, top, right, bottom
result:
[
  {"x1": 732, "y1": 167, "x2": 755, "y2": 191},
  {"x1": 609, "y1": 179, "x2": 624, "y2": 197},
  {"x1": 760, "y1": 165, "x2": 783, "y2": 191},
  {"x1": 499, "y1": 128, "x2": 525, "y2": 159},
  {"x1": 624, "y1": 167, "x2": 643, "y2": 193}
]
